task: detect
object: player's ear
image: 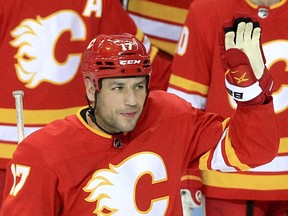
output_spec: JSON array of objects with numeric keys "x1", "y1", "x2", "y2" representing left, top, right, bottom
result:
[{"x1": 85, "y1": 78, "x2": 96, "y2": 102}]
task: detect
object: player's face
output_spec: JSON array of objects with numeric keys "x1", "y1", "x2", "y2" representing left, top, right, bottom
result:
[{"x1": 95, "y1": 77, "x2": 147, "y2": 134}]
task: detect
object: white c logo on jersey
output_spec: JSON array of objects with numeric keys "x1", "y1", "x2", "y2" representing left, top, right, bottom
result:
[
  {"x1": 10, "y1": 10, "x2": 86, "y2": 88},
  {"x1": 83, "y1": 152, "x2": 169, "y2": 215}
]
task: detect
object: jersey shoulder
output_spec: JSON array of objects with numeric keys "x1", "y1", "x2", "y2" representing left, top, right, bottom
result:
[
  {"x1": 142, "y1": 90, "x2": 196, "y2": 121},
  {"x1": 15, "y1": 115, "x2": 86, "y2": 163}
]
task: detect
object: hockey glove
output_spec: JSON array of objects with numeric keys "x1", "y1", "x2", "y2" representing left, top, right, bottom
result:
[{"x1": 220, "y1": 14, "x2": 274, "y2": 105}]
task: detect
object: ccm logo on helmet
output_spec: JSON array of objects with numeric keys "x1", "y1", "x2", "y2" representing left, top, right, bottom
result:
[{"x1": 119, "y1": 60, "x2": 141, "y2": 66}]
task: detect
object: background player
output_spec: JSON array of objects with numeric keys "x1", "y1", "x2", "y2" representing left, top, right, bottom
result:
[{"x1": 168, "y1": 0, "x2": 288, "y2": 215}]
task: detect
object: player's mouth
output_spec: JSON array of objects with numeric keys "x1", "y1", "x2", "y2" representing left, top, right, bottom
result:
[{"x1": 121, "y1": 111, "x2": 138, "y2": 118}]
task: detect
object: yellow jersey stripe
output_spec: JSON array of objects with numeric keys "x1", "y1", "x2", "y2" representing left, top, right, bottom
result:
[
  {"x1": 128, "y1": 1, "x2": 188, "y2": 24},
  {"x1": 199, "y1": 150, "x2": 211, "y2": 170},
  {"x1": 0, "y1": 106, "x2": 83, "y2": 125},
  {"x1": 135, "y1": 27, "x2": 144, "y2": 41},
  {"x1": 202, "y1": 170, "x2": 288, "y2": 190},
  {"x1": 279, "y1": 137, "x2": 288, "y2": 153},
  {"x1": 169, "y1": 74, "x2": 209, "y2": 95},
  {"x1": 150, "y1": 38, "x2": 176, "y2": 56},
  {"x1": 245, "y1": 0, "x2": 287, "y2": 9},
  {"x1": 0, "y1": 143, "x2": 18, "y2": 159},
  {"x1": 181, "y1": 174, "x2": 202, "y2": 182},
  {"x1": 224, "y1": 129, "x2": 251, "y2": 170}
]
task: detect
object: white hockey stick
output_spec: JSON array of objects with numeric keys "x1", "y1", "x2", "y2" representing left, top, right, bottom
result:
[
  {"x1": 181, "y1": 189, "x2": 193, "y2": 216},
  {"x1": 183, "y1": 206, "x2": 193, "y2": 216},
  {"x1": 13, "y1": 90, "x2": 25, "y2": 144}
]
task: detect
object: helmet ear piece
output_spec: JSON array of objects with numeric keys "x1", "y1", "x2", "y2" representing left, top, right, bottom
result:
[{"x1": 81, "y1": 33, "x2": 151, "y2": 92}]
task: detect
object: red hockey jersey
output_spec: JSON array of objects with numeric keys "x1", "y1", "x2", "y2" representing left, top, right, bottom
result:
[
  {"x1": 0, "y1": 90, "x2": 278, "y2": 215},
  {"x1": 0, "y1": 0, "x2": 171, "y2": 170},
  {"x1": 168, "y1": 0, "x2": 288, "y2": 200}
]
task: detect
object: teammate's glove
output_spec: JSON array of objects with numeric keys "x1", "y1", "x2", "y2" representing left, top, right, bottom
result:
[{"x1": 220, "y1": 13, "x2": 274, "y2": 105}]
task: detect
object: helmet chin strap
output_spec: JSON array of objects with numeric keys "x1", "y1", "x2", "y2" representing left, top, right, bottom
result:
[
  {"x1": 86, "y1": 91, "x2": 120, "y2": 135},
  {"x1": 86, "y1": 90, "x2": 97, "y2": 124}
]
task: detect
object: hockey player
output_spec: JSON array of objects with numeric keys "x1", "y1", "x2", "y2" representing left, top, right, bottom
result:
[
  {"x1": 0, "y1": 16, "x2": 278, "y2": 215},
  {"x1": 168, "y1": 0, "x2": 288, "y2": 215},
  {"x1": 0, "y1": 0, "x2": 172, "y2": 207}
]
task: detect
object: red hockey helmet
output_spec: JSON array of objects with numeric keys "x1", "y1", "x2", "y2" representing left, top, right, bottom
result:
[{"x1": 81, "y1": 33, "x2": 152, "y2": 91}]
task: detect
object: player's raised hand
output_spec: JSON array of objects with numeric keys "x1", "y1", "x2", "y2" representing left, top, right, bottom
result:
[{"x1": 220, "y1": 14, "x2": 274, "y2": 105}]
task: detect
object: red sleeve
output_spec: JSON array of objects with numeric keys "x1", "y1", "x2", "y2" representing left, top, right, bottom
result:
[
  {"x1": 196, "y1": 101, "x2": 279, "y2": 171},
  {"x1": 1, "y1": 144, "x2": 60, "y2": 215},
  {"x1": 229, "y1": 102, "x2": 279, "y2": 167}
]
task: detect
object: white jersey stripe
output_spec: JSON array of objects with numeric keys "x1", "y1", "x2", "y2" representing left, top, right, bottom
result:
[{"x1": 129, "y1": 14, "x2": 182, "y2": 41}]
